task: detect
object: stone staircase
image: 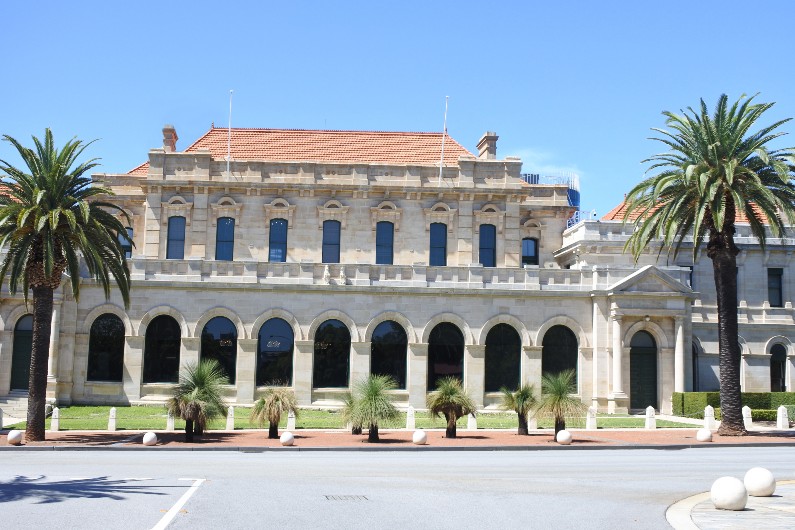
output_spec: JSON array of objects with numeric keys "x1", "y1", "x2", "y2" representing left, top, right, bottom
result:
[{"x1": 0, "y1": 390, "x2": 29, "y2": 425}]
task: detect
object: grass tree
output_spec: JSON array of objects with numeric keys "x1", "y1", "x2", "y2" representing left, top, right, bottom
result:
[
  {"x1": 499, "y1": 384, "x2": 537, "y2": 435},
  {"x1": 426, "y1": 376, "x2": 476, "y2": 439},
  {"x1": 0, "y1": 129, "x2": 131, "y2": 442},
  {"x1": 534, "y1": 370, "x2": 586, "y2": 437},
  {"x1": 341, "y1": 392, "x2": 363, "y2": 435},
  {"x1": 250, "y1": 387, "x2": 298, "y2": 439},
  {"x1": 345, "y1": 374, "x2": 400, "y2": 443},
  {"x1": 624, "y1": 94, "x2": 795, "y2": 435},
  {"x1": 166, "y1": 359, "x2": 228, "y2": 443}
]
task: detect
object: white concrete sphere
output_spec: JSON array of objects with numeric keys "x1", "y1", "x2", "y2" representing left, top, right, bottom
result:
[
  {"x1": 744, "y1": 467, "x2": 776, "y2": 497},
  {"x1": 696, "y1": 428, "x2": 713, "y2": 442},
  {"x1": 556, "y1": 429, "x2": 572, "y2": 445},
  {"x1": 142, "y1": 432, "x2": 158, "y2": 446},
  {"x1": 6, "y1": 430, "x2": 23, "y2": 445},
  {"x1": 711, "y1": 476, "x2": 748, "y2": 511},
  {"x1": 280, "y1": 431, "x2": 295, "y2": 446},
  {"x1": 412, "y1": 430, "x2": 428, "y2": 445}
]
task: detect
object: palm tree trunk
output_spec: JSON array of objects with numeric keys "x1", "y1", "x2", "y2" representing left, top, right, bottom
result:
[
  {"x1": 268, "y1": 421, "x2": 279, "y2": 439},
  {"x1": 185, "y1": 419, "x2": 194, "y2": 443},
  {"x1": 351, "y1": 425, "x2": 362, "y2": 435},
  {"x1": 25, "y1": 286, "x2": 54, "y2": 442},
  {"x1": 193, "y1": 423, "x2": 203, "y2": 436},
  {"x1": 446, "y1": 414, "x2": 457, "y2": 438},
  {"x1": 517, "y1": 413, "x2": 528, "y2": 436},
  {"x1": 554, "y1": 417, "x2": 565, "y2": 436},
  {"x1": 368, "y1": 424, "x2": 379, "y2": 443}
]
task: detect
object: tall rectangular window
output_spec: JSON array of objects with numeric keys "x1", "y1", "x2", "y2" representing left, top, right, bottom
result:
[
  {"x1": 322, "y1": 220, "x2": 341, "y2": 263},
  {"x1": 215, "y1": 217, "x2": 235, "y2": 261},
  {"x1": 119, "y1": 227, "x2": 133, "y2": 259},
  {"x1": 768, "y1": 268, "x2": 783, "y2": 307},
  {"x1": 429, "y1": 223, "x2": 447, "y2": 266},
  {"x1": 521, "y1": 237, "x2": 538, "y2": 266},
  {"x1": 269, "y1": 218, "x2": 288, "y2": 262},
  {"x1": 375, "y1": 221, "x2": 394, "y2": 265},
  {"x1": 166, "y1": 216, "x2": 186, "y2": 259},
  {"x1": 479, "y1": 224, "x2": 496, "y2": 267}
]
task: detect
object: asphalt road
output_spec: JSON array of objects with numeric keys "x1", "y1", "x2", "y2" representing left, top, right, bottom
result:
[{"x1": 0, "y1": 447, "x2": 792, "y2": 529}]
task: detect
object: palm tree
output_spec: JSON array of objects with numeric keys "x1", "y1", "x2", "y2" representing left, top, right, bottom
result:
[
  {"x1": 624, "y1": 94, "x2": 795, "y2": 435},
  {"x1": 426, "y1": 376, "x2": 476, "y2": 439},
  {"x1": 499, "y1": 384, "x2": 536, "y2": 435},
  {"x1": 0, "y1": 129, "x2": 131, "y2": 442},
  {"x1": 345, "y1": 374, "x2": 400, "y2": 443},
  {"x1": 534, "y1": 370, "x2": 586, "y2": 437},
  {"x1": 166, "y1": 359, "x2": 228, "y2": 443},
  {"x1": 250, "y1": 387, "x2": 298, "y2": 439}
]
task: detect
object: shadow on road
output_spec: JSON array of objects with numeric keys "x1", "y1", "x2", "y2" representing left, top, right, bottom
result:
[{"x1": 0, "y1": 476, "x2": 169, "y2": 504}]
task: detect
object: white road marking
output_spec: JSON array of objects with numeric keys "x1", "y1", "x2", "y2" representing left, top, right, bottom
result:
[{"x1": 150, "y1": 478, "x2": 205, "y2": 530}]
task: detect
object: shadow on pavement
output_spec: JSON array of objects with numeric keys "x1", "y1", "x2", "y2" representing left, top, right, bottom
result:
[{"x1": 0, "y1": 475, "x2": 168, "y2": 504}]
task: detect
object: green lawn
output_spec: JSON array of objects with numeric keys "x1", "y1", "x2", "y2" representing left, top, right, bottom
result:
[{"x1": 3, "y1": 406, "x2": 695, "y2": 431}]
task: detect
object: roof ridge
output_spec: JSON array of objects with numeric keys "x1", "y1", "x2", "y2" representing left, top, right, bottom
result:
[{"x1": 207, "y1": 126, "x2": 460, "y2": 136}]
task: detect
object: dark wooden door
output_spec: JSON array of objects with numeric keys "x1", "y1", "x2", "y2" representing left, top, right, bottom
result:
[
  {"x1": 11, "y1": 327, "x2": 33, "y2": 390},
  {"x1": 630, "y1": 347, "x2": 657, "y2": 410}
]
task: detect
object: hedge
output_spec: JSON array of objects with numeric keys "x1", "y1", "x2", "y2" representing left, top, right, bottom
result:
[{"x1": 672, "y1": 392, "x2": 795, "y2": 418}]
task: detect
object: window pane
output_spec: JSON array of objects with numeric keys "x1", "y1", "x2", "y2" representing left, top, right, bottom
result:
[
  {"x1": 201, "y1": 316, "x2": 237, "y2": 384},
  {"x1": 429, "y1": 223, "x2": 447, "y2": 266},
  {"x1": 484, "y1": 324, "x2": 521, "y2": 392},
  {"x1": 768, "y1": 268, "x2": 783, "y2": 307},
  {"x1": 541, "y1": 325, "x2": 578, "y2": 386},
  {"x1": 313, "y1": 319, "x2": 350, "y2": 387},
  {"x1": 371, "y1": 321, "x2": 407, "y2": 388},
  {"x1": 257, "y1": 318, "x2": 294, "y2": 386},
  {"x1": 143, "y1": 315, "x2": 181, "y2": 383},
  {"x1": 375, "y1": 221, "x2": 394, "y2": 265},
  {"x1": 87, "y1": 314, "x2": 125, "y2": 382},
  {"x1": 479, "y1": 224, "x2": 496, "y2": 267},
  {"x1": 119, "y1": 227, "x2": 133, "y2": 259},
  {"x1": 521, "y1": 238, "x2": 538, "y2": 266},
  {"x1": 427, "y1": 323, "x2": 464, "y2": 390},
  {"x1": 166, "y1": 217, "x2": 186, "y2": 259},
  {"x1": 322, "y1": 220, "x2": 341, "y2": 263},
  {"x1": 215, "y1": 217, "x2": 235, "y2": 261},
  {"x1": 269, "y1": 218, "x2": 288, "y2": 263}
]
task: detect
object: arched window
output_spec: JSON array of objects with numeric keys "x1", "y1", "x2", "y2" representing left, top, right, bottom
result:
[
  {"x1": 375, "y1": 221, "x2": 394, "y2": 265},
  {"x1": 143, "y1": 315, "x2": 181, "y2": 383},
  {"x1": 771, "y1": 344, "x2": 787, "y2": 392},
  {"x1": 11, "y1": 315, "x2": 33, "y2": 390},
  {"x1": 269, "y1": 218, "x2": 288, "y2": 263},
  {"x1": 485, "y1": 324, "x2": 521, "y2": 392},
  {"x1": 428, "y1": 323, "x2": 464, "y2": 390},
  {"x1": 119, "y1": 227, "x2": 133, "y2": 259},
  {"x1": 429, "y1": 223, "x2": 447, "y2": 266},
  {"x1": 371, "y1": 321, "x2": 408, "y2": 389},
  {"x1": 215, "y1": 217, "x2": 235, "y2": 261},
  {"x1": 479, "y1": 224, "x2": 496, "y2": 267},
  {"x1": 166, "y1": 216, "x2": 186, "y2": 259},
  {"x1": 201, "y1": 317, "x2": 237, "y2": 384},
  {"x1": 542, "y1": 325, "x2": 578, "y2": 386},
  {"x1": 313, "y1": 319, "x2": 350, "y2": 388},
  {"x1": 87, "y1": 314, "x2": 125, "y2": 382},
  {"x1": 257, "y1": 318, "x2": 294, "y2": 386},
  {"x1": 322, "y1": 220, "x2": 341, "y2": 263},
  {"x1": 522, "y1": 237, "x2": 538, "y2": 266}
]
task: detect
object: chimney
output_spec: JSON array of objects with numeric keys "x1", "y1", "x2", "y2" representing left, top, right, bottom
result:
[
  {"x1": 477, "y1": 131, "x2": 498, "y2": 159},
  {"x1": 162, "y1": 125, "x2": 178, "y2": 153}
]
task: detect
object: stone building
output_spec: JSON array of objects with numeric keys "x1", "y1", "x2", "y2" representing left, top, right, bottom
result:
[{"x1": 0, "y1": 125, "x2": 791, "y2": 414}]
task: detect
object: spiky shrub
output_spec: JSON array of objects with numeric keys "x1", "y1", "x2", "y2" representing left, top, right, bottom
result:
[
  {"x1": 534, "y1": 370, "x2": 586, "y2": 437},
  {"x1": 166, "y1": 359, "x2": 228, "y2": 442},
  {"x1": 500, "y1": 384, "x2": 536, "y2": 435},
  {"x1": 340, "y1": 392, "x2": 363, "y2": 434},
  {"x1": 346, "y1": 374, "x2": 400, "y2": 443},
  {"x1": 250, "y1": 387, "x2": 298, "y2": 439},
  {"x1": 426, "y1": 376, "x2": 476, "y2": 439}
]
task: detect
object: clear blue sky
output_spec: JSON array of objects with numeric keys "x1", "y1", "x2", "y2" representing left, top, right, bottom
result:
[{"x1": 3, "y1": 1, "x2": 795, "y2": 217}]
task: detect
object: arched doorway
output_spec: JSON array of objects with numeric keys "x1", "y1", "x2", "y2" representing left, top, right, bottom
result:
[
  {"x1": 201, "y1": 317, "x2": 238, "y2": 384},
  {"x1": 484, "y1": 324, "x2": 521, "y2": 392},
  {"x1": 143, "y1": 315, "x2": 181, "y2": 383},
  {"x1": 771, "y1": 344, "x2": 787, "y2": 392},
  {"x1": 427, "y1": 323, "x2": 464, "y2": 391},
  {"x1": 257, "y1": 318, "x2": 294, "y2": 386},
  {"x1": 11, "y1": 315, "x2": 33, "y2": 390},
  {"x1": 313, "y1": 319, "x2": 351, "y2": 388},
  {"x1": 541, "y1": 325, "x2": 578, "y2": 386},
  {"x1": 371, "y1": 320, "x2": 408, "y2": 389},
  {"x1": 630, "y1": 331, "x2": 658, "y2": 410}
]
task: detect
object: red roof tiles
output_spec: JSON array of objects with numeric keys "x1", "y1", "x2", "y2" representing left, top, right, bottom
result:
[{"x1": 602, "y1": 200, "x2": 768, "y2": 224}]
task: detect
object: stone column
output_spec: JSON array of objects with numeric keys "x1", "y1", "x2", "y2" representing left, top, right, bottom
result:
[
  {"x1": 182, "y1": 337, "x2": 200, "y2": 367},
  {"x1": 236, "y1": 339, "x2": 257, "y2": 404},
  {"x1": 293, "y1": 340, "x2": 314, "y2": 406},
  {"x1": 407, "y1": 343, "x2": 428, "y2": 409},
  {"x1": 525, "y1": 346, "x2": 542, "y2": 390},
  {"x1": 349, "y1": 342, "x2": 371, "y2": 388},
  {"x1": 611, "y1": 314, "x2": 624, "y2": 394},
  {"x1": 0, "y1": 330, "x2": 12, "y2": 395},
  {"x1": 47, "y1": 304, "x2": 61, "y2": 382},
  {"x1": 123, "y1": 336, "x2": 144, "y2": 401},
  {"x1": 674, "y1": 316, "x2": 685, "y2": 393},
  {"x1": 465, "y1": 344, "x2": 485, "y2": 408}
]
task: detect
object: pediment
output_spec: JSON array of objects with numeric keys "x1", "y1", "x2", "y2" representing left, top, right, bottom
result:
[{"x1": 609, "y1": 265, "x2": 692, "y2": 295}]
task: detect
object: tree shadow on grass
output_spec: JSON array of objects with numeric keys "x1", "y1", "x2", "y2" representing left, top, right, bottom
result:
[{"x1": 0, "y1": 475, "x2": 168, "y2": 504}]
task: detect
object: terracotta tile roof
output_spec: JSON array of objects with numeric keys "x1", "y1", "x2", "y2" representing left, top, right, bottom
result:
[
  {"x1": 602, "y1": 199, "x2": 769, "y2": 223},
  {"x1": 127, "y1": 127, "x2": 474, "y2": 174}
]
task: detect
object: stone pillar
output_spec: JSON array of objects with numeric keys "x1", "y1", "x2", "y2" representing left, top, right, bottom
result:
[
  {"x1": 182, "y1": 337, "x2": 200, "y2": 368},
  {"x1": 47, "y1": 304, "x2": 61, "y2": 384},
  {"x1": 609, "y1": 313, "x2": 627, "y2": 413},
  {"x1": 123, "y1": 336, "x2": 144, "y2": 401},
  {"x1": 465, "y1": 344, "x2": 485, "y2": 408},
  {"x1": 236, "y1": 339, "x2": 257, "y2": 404},
  {"x1": 525, "y1": 346, "x2": 542, "y2": 390},
  {"x1": 674, "y1": 316, "x2": 685, "y2": 393},
  {"x1": 407, "y1": 343, "x2": 428, "y2": 409},
  {"x1": 349, "y1": 342, "x2": 371, "y2": 388},
  {"x1": 0, "y1": 330, "x2": 12, "y2": 395},
  {"x1": 293, "y1": 340, "x2": 314, "y2": 406}
]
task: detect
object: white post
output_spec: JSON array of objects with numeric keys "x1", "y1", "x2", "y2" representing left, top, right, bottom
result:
[
  {"x1": 645, "y1": 406, "x2": 656, "y2": 430},
  {"x1": 167, "y1": 411, "x2": 175, "y2": 431},
  {"x1": 226, "y1": 406, "x2": 235, "y2": 431},
  {"x1": 586, "y1": 406, "x2": 597, "y2": 430},
  {"x1": 776, "y1": 405, "x2": 789, "y2": 430},
  {"x1": 108, "y1": 407, "x2": 117, "y2": 432},
  {"x1": 406, "y1": 405, "x2": 415, "y2": 430},
  {"x1": 286, "y1": 410, "x2": 296, "y2": 431},
  {"x1": 742, "y1": 406, "x2": 752, "y2": 430},
  {"x1": 50, "y1": 407, "x2": 60, "y2": 432},
  {"x1": 704, "y1": 405, "x2": 716, "y2": 431},
  {"x1": 467, "y1": 413, "x2": 477, "y2": 430}
]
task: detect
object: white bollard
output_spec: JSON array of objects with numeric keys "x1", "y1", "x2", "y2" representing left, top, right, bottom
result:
[
  {"x1": 50, "y1": 407, "x2": 60, "y2": 432},
  {"x1": 704, "y1": 405, "x2": 716, "y2": 431},
  {"x1": 467, "y1": 413, "x2": 477, "y2": 430},
  {"x1": 286, "y1": 410, "x2": 296, "y2": 431},
  {"x1": 412, "y1": 429, "x2": 428, "y2": 445},
  {"x1": 696, "y1": 428, "x2": 713, "y2": 442},
  {"x1": 406, "y1": 405, "x2": 415, "y2": 430},
  {"x1": 142, "y1": 432, "x2": 158, "y2": 446},
  {"x1": 108, "y1": 407, "x2": 117, "y2": 432},
  {"x1": 742, "y1": 406, "x2": 752, "y2": 430},
  {"x1": 7, "y1": 430, "x2": 23, "y2": 445},
  {"x1": 586, "y1": 407, "x2": 597, "y2": 430},
  {"x1": 166, "y1": 411, "x2": 175, "y2": 431},
  {"x1": 744, "y1": 467, "x2": 776, "y2": 497},
  {"x1": 556, "y1": 429, "x2": 572, "y2": 445},
  {"x1": 711, "y1": 476, "x2": 747, "y2": 510},
  {"x1": 226, "y1": 406, "x2": 234, "y2": 431},
  {"x1": 645, "y1": 406, "x2": 656, "y2": 430},
  {"x1": 776, "y1": 405, "x2": 789, "y2": 429},
  {"x1": 280, "y1": 431, "x2": 294, "y2": 446}
]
